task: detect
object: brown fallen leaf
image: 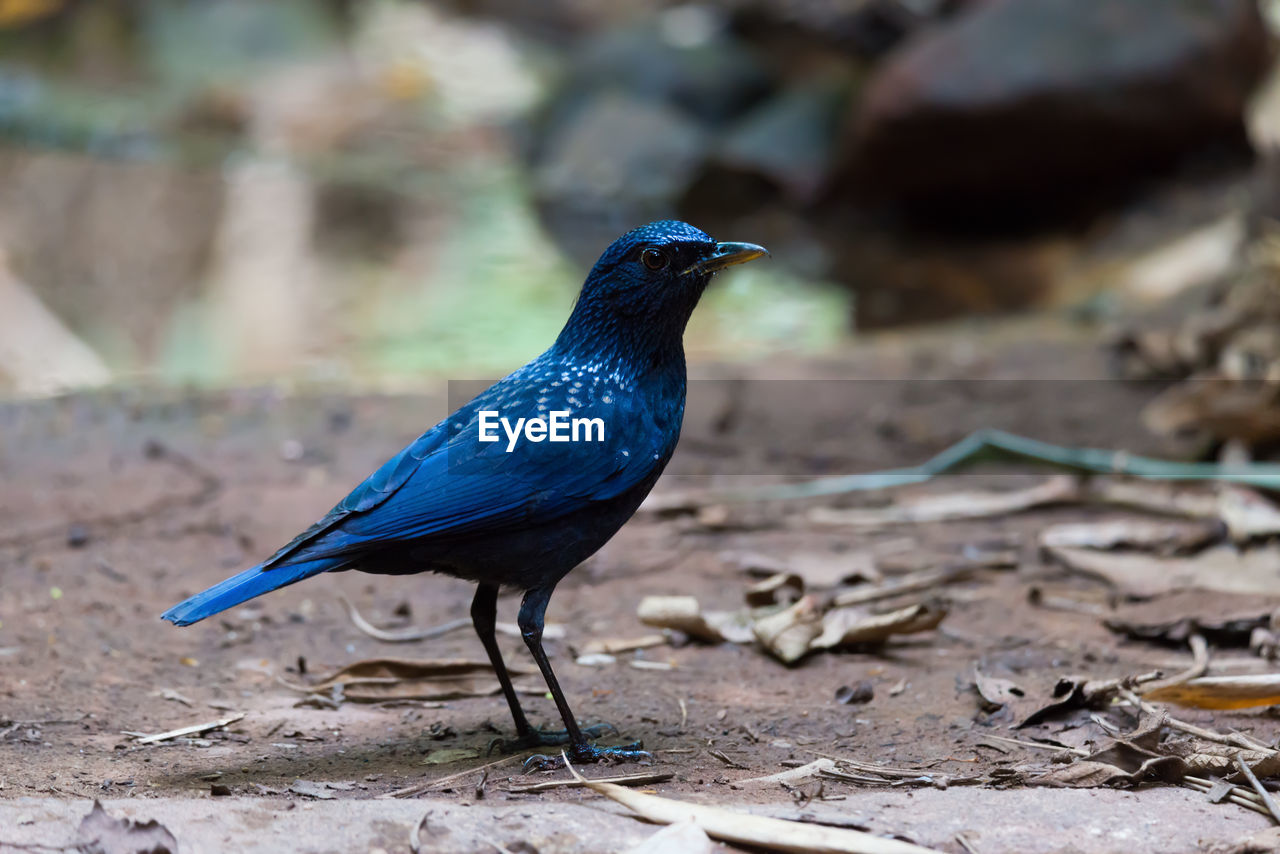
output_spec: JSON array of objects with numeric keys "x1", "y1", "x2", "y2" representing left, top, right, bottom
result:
[
  {"x1": 810, "y1": 602, "x2": 946, "y2": 651},
  {"x1": 752, "y1": 596, "x2": 824, "y2": 664},
  {"x1": 75, "y1": 800, "x2": 177, "y2": 854},
  {"x1": 580, "y1": 635, "x2": 667, "y2": 656},
  {"x1": 1033, "y1": 715, "x2": 1187, "y2": 787},
  {"x1": 972, "y1": 662, "x2": 1158, "y2": 729},
  {"x1": 289, "y1": 779, "x2": 337, "y2": 799},
  {"x1": 808, "y1": 476, "x2": 1080, "y2": 527},
  {"x1": 720, "y1": 549, "x2": 882, "y2": 588},
  {"x1": 1037, "y1": 517, "x2": 1221, "y2": 554},
  {"x1": 1105, "y1": 611, "x2": 1273, "y2": 648},
  {"x1": 636, "y1": 596, "x2": 755, "y2": 644},
  {"x1": 279, "y1": 658, "x2": 532, "y2": 702},
  {"x1": 744, "y1": 572, "x2": 804, "y2": 607},
  {"x1": 1143, "y1": 674, "x2": 1280, "y2": 710},
  {"x1": 1045, "y1": 543, "x2": 1280, "y2": 598}
]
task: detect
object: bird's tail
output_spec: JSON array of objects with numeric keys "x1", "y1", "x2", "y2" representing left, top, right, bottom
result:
[{"x1": 161, "y1": 557, "x2": 343, "y2": 626}]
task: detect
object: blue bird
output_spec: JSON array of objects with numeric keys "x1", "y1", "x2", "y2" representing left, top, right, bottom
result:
[{"x1": 163, "y1": 220, "x2": 767, "y2": 764}]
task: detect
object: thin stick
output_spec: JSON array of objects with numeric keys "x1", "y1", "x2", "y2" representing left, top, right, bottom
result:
[
  {"x1": 709, "y1": 749, "x2": 749, "y2": 770},
  {"x1": 341, "y1": 595, "x2": 472, "y2": 643},
  {"x1": 1184, "y1": 776, "x2": 1273, "y2": 818},
  {"x1": 505, "y1": 771, "x2": 674, "y2": 793},
  {"x1": 1140, "y1": 635, "x2": 1209, "y2": 694},
  {"x1": 382, "y1": 756, "x2": 517, "y2": 799},
  {"x1": 132, "y1": 713, "x2": 244, "y2": 744},
  {"x1": 1119, "y1": 689, "x2": 1275, "y2": 754},
  {"x1": 1186, "y1": 775, "x2": 1265, "y2": 806},
  {"x1": 1234, "y1": 754, "x2": 1280, "y2": 825},
  {"x1": 974, "y1": 734, "x2": 1089, "y2": 757}
]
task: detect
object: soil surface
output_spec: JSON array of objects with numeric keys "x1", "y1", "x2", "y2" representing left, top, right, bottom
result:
[{"x1": 1, "y1": 319, "x2": 1276, "y2": 853}]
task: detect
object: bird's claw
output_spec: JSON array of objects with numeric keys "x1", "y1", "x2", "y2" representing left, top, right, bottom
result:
[
  {"x1": 488, "y1": 722, "x2": 620, "y2": 756},
  {"x1": 522, "y1": 741, "x2": 651, "y2": 773}
]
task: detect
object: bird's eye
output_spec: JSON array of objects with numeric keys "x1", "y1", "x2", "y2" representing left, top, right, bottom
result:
[{"x1": 640, "y1": 248, "x2": 669, "y2": 271}]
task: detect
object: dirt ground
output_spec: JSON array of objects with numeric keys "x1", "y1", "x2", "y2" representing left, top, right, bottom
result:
[{"x1": 2, "y1": 319, "x2": 1277, "y2": 853}]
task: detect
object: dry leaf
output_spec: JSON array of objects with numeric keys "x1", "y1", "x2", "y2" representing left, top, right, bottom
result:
[
  {"x1": 752, "y1": 596, "x2": 824, "y2": 664},
  {"x1": 1105, "y1": 611, "x2": 1272, "y2": 647},
  {"x1": 811, "y1": 602, "x2": 946, "y2": 651},
  {"x1": 1038, "y1": 518, "x2": 1220, "y2": 553},
  {"x1": 744, "y1": 572, "x2": 804, "y2": 607},
  {"x1": 75, "y1": 800, "x2": 176, "y2": 854},
  {"x1": 637, "y1": 596, "x2": 755, "y2": 644},
  {"x1": 720, "y1": 549, "x2": 881, "y2": 587},
  {"x1": 280, "y1": 658, "x2": 530, "y2": 702},
  {"x1": 808, "y1": 476, "x2": 1079, "y2": 526},
  {"x1": 1033, "y1": 716, "x2": 1187, "y2": 787},
  {"x1": 1143, "y1": 674, "x2": 1280, "y2": 710},
  {"x1": 1045, "y1": 543, "x2": 1280, "y2": 598},
  {"x1": 289, "y1": 779, "x2": 336, "y2": 799},
  {"x1": 580, "y1": 635, "x2": 666, "y2": 655}
]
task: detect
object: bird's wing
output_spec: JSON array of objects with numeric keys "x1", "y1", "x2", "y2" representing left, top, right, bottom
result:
[{"x1": 263, "y1": 380, "x2": 670, "y2": 567}]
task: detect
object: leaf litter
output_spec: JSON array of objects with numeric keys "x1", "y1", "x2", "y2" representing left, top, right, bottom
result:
[{"x1": 279, "y1": 658, "x2": 537, "y2": 703}]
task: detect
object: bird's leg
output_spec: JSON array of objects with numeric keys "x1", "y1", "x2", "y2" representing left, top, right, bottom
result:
[
  {"x1": 474, "y1": 583, "x2": 616, "y2": 755},
  {"x1": 517, "y1": 586, "x2": 651, "y2": 769},
  {"x1": 470, "y1": 583, "x2": 534, "y2": 738}
]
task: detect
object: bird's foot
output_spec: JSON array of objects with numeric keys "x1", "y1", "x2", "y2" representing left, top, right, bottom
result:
[
  {"x1": 487, "y1": 722, "x2": 618, "y2": 756},
  {"x1": 522, "y1": 740, "x2": 652, "y2": 773}
]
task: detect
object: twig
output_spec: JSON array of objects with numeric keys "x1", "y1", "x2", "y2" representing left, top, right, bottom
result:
[
  {"x1": 340, "y1": 595, "x2": 472, "y2": 643},
  {"x1": 1234, "y1": 754, "x2": 1280, "y2": 825},
  {"x1": 1186, "y1": 775, "x2": 1265, "y2": 806},
  {"x1": 974, "y1": 734, "x2": 1088, "y2": 758},
  {"x1": 732, "y1": 759, "x2": 836, "y2": 787},
  {"x1": 1184, "y1": 776, "x2": 1273, "y2": 818},
  {"x1": 644, "y1": 429, "x2": 1280, "y2": 511},
  {"x1": 504, "y1": 770, "x2": 674, "y2": 793},
  {"x1": 1119, "y1": 689, "x2": 1275, "y2": 754},
  {"x1": 1140, "y1": 635, "x2": 1209, "y2": 695},
  {"x1": 955, "y1": 832, "x2": 982, "y2": 854},
  {"x1": 132, "y1": 713, "x2": 244, "y2": 744},
  {"x1": 709, "y1": 749, "x2": 749, "y2": 770},
  {"x1": 381, "y1": 757, "x2": 517, "y2": 798}
]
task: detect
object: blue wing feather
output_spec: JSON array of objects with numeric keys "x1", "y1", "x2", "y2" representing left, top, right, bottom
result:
[{"x1": 262, "y1": 361, "x2": 673, "y2": 568}]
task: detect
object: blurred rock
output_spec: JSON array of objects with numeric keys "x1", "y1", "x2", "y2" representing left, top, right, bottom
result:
[
  {"x1": 533, "y1": 92, "x2": 711, "y2": 261},
  {"x1": 732, "y1": 0, "x2": 979, "y2": 58},
  {"x1": 711, "y1": 75, "x2": 853, "y2": 205},
  {"x1": 527, "y1": 19, "x2": 775, "y2": 261},
  {"x1": 845, "y1": 0, "x2": 1272, "y2": 217}
]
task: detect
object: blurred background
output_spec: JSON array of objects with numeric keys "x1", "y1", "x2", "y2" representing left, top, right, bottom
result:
[{"x1": 1, "y1": 0, "x2": 1279, "y2": 461}]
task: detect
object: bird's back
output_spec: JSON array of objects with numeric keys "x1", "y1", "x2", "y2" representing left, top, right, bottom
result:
[{"x1": 260, "y1": 347, "x2": 686, "y2": 589}]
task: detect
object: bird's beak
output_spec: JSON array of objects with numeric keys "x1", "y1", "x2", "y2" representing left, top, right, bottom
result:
[{"x1": 683, "y1": 241, "x2": 770, "y2": 276}]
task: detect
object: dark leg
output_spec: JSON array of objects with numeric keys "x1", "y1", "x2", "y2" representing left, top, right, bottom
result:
[
  {"x1": 518, "y1": 586, "x2": 650, "y2": 767},
  {"x1": 471, "y1": 583, "x2": 533, "y2": 737},
  {"x1": 473, "y1": 583, "x2": 617, "y2": 755}
]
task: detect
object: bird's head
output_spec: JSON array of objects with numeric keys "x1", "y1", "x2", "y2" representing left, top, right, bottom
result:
[{"x1": 556, "y1": 220, "x2": 768, "y2": 365}]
